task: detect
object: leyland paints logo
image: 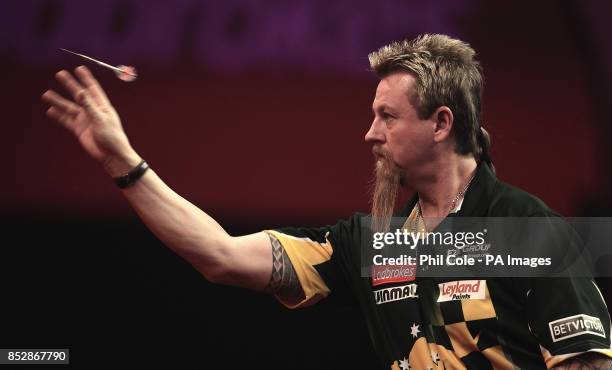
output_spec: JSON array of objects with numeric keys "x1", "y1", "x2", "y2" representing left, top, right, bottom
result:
[
  {"x1": 437, "y1": 280, "x2": 486, "y2": 302},
  {"x1": 548, "y1": 314, "x2": 606, "y2": 342}
]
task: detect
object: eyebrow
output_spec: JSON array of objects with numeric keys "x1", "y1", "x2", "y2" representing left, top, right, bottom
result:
[{"x1": 372, "y1": 104, "x2": 397, "y2": 115}]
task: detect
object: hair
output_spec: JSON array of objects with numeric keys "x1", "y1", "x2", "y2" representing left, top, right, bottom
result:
[{"x1": 368, "y1": 34, "x2": 493, "y2": 169}]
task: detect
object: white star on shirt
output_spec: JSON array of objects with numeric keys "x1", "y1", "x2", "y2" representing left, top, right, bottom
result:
[
  {"x1": 431, "y1": 351, "x2": 440, "y2": 365},
  {"x1": 410, "y1": 323, "x2": 421, "y2": 338},
  {"x1": 399, "y1": 357, "x2": 410, "y2": 370}
]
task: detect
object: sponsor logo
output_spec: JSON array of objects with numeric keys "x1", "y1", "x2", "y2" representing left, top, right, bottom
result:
[
  {"x1": 461, "y1": 243, "x2": 490, "y2": 253},
  {"x1": 447, "y1": 243, "x2": 491, "y2": 258},
  {"x1": 437, "y1": 280, "x2": 486, "y2": 302},
  {"x1": 373, "y1": 283, "x2": 418, "y2": 304},
  {"x1": 371, "y1": 264, "x2": 416, "y2": 287},
  {"x1": 549, "y1": 314, "x2": 606, "y2": 342}
]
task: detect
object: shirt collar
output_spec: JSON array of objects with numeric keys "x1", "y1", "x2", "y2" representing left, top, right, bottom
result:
[{"x1": 399, "y1": 162, "x2": 497, "y2": 218}]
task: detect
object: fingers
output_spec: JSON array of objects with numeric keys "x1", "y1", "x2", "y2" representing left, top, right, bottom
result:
[
  {"x1": 55, "y1": 69, "x2": 85, "y2": 100},
  {"x1": 74, "y1": 66, "x2": 110, "y2": 106},
  {"x1": 44, "y1": 67, "x2": 111, "y2": 133},
  {"x1": 41, "y1": 90, "x2": 81, "y2": 116},
  {"x1": 46, "y1": 106, "x2": 78, "y2": 133},
  {"x1": 75, "y1": 89, "x2": 101, "y2": 121}
]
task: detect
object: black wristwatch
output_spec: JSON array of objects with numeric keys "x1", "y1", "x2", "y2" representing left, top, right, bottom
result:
[{"x1": 113, "y1": 160, "x2": 150, "y2": 189}]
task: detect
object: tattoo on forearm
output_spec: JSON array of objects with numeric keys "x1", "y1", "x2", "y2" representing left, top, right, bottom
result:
[
  {"x1": 264, "y1": 233, "x2": 305, "y2": 303},
  {"x1": 551, "y1": 353, "x2": 612, "y2": 370}
]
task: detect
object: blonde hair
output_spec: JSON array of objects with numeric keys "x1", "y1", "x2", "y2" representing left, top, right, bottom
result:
[{"x1": 369, "y1": 34, "x2": 492, "y2": 166}]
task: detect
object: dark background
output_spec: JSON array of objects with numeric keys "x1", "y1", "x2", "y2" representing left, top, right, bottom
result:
[{"x1": 2, "y1": 1, "x2": 612, "y2": 368}]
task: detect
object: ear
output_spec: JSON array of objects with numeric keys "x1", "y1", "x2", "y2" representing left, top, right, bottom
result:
[{"x1": 431, "y1": 106, "x2": 453, "y2": 143}]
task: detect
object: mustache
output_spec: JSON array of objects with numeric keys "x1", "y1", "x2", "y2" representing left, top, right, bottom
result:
[
  {"x1": 372, "y1": 146, "x2": 387, "y2": 159},
  {"x1": 371, "y1": 146, "x2": 406, "y2": 186}
]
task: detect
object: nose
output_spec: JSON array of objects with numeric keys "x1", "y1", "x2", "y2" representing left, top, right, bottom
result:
[{"x1": 365, "y1": 118, "x2": 384, "y2": 143}]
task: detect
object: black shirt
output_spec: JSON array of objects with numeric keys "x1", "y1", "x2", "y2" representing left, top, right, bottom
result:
[{"x1": 268, "y1": 163, "x2": 612, "y2": 369}]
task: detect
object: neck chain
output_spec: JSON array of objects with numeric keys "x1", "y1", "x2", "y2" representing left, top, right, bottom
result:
[{"x1": 416, "y1": 168, "x2": 477, "y2": 231}]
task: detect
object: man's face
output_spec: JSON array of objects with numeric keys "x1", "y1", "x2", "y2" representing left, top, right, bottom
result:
[
  {"x1": 366, "y1": 72, "x2": 436, "y2": 230},
  {"x1": 365, "y1": 72, "x2": 435, "y2": 179}
]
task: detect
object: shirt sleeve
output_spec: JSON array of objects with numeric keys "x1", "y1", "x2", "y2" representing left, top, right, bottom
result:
[
  {"x1": 521, "y1": 216, "x2": 612, "y2": 368},
  {"x1": 526, "y1": 277, "x2": 612, "y2": 368},
  {"x1": 265, "y1": 214, "x2": 364, "y2": 309},
  {"x1": 264, "y1": 229, "x2": 333, "y2": 308}
]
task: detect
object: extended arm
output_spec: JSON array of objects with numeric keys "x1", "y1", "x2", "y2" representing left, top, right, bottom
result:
[
  {"x1": 117, "y1": 167, "x2": 272, "y2": 289},
  {"x1": 41, "y1": 66, "x2": 298, "y2": 293}
]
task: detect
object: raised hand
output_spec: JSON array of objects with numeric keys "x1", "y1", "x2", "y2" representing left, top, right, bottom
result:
[{"x1": 42, "y1": 66, "x2": 140, "y2": 176}]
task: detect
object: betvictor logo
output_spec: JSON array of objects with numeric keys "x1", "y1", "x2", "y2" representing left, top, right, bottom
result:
[
  {"x1": 549, "y1": 314, "x2": 606, "y2": 342},
  {"x1": 437, "y1": 280, "x2": 486, "y2": 302},
  {"x1": 373, "y1": 283, "x2": 418, "y2": 305}
]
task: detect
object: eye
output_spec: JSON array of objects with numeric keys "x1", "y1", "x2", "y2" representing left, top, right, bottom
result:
[{"x1": 382, "y1": 112, "x2": 395, "y2": 121}]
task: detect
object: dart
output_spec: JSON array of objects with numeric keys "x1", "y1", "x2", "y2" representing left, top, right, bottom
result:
[{"x1": 59, "y1": 48, "x2": 138, "y2": 82}]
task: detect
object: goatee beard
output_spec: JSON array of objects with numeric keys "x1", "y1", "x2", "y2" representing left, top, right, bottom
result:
[{"x1": 371, "y1": 154, "x2": 402, "y2": 233}]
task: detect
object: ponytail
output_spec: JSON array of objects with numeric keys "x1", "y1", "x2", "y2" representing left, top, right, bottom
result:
[{"x1": 477, "y1": 127, "x2": 495, "y2": 173}]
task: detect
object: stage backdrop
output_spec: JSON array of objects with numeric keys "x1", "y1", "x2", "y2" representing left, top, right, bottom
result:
[{"x1": 2, "y1": 1, "x2": 611, "y2": 369}]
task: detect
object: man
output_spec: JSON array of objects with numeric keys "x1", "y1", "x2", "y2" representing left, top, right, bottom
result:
[{"x1": 42, "y1": 34, "x2": 611, "y2": 369}]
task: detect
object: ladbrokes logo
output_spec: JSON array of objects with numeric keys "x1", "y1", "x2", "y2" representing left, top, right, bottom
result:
[
  {"x1": 373, "y1": 283, "x2": 418, "y2": 305},
  {"x1": 371, "y1": 264, "x2": 416, "y2": 287},
  {"x1": 549, "y1": 314, "x2": 606, "y2": 342},
  {"x1": 437, "y1": 280, "x2": 486, "y2": 302}
]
